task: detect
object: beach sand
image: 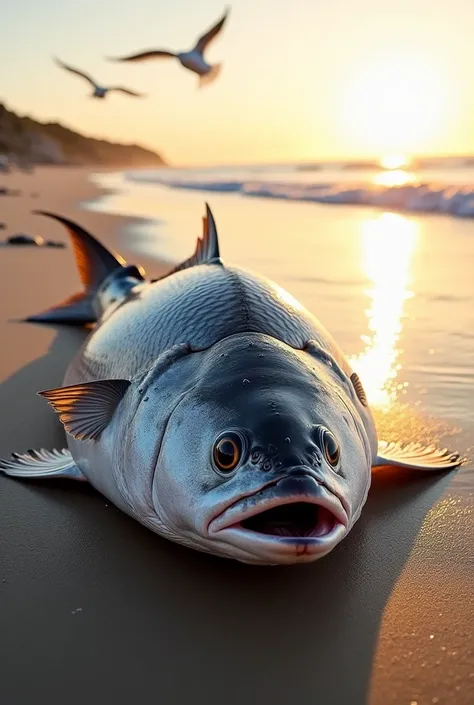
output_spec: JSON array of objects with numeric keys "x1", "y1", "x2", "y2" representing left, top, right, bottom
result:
[{"x1": 0, "y1": 167, "x2": 472, "y2": 705}]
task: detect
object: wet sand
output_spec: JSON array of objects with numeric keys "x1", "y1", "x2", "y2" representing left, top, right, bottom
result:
[{"x1": 0, "y1": 167, "x2": 472, "y2": 705}]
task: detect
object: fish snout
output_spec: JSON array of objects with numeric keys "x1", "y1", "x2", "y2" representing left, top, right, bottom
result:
[
  {"x1": 273, "y1": 469, "x2": 325, "y2": 494},
  {"x1": 249, "y1": 444, "x2": 325, "y2": 475}
]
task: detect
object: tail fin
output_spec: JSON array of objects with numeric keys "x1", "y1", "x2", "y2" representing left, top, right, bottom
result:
[{"x1": 27, "y1": 211, "x2": 127, "y2": 325}]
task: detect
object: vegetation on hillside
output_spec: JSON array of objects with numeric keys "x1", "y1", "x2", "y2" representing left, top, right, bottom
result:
[{"x1": 0, "y1": 103, "x2": 166, "y2": 167}]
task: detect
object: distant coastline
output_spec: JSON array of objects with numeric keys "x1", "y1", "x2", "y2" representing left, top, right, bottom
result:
[{"x1": 0, "y1": 102, "x2": 167, "y2": 169}]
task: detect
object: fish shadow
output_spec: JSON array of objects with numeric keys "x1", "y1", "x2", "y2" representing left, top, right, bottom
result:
[
  {"x1": 0, "y1": 325, "x2": 88, "y2": 455},
  {"x1": 109, "y1": 468, "x2": 449, "y2": 705},
  {"x1": 0, "y1": 328, "x2": 453, "y2": 705}
]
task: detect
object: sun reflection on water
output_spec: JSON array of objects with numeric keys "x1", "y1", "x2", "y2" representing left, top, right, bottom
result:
[
  {"x1": 350, "y1": 212, "x2": 418, "y2": 408},
  {"x1": 372, "y1": 169, "x2": 416, "y2": 187}
]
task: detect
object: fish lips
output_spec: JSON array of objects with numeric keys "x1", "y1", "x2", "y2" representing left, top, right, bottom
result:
[{"x1": 208, "y1": 472, "x2": 348, "y2": 562}]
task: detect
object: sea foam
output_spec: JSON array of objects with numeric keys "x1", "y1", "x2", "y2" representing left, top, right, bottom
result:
[{"x1": 126, "y1": 173, "x2": 474, "y2": 218}]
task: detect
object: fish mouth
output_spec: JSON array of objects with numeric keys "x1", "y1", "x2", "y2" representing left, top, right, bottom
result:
[
  {"x1": 208, "y1": 473, "x2": 348, "y2": 561},
  {"x1": 239, "y1": 501, "x2": 337, "y2": 538}
]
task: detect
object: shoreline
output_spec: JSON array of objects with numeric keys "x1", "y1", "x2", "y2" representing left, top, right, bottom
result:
[
  {"x1": 0, "y1": 164, "x2": 168, "y2": 279},
  {"x1": 118, "y1": 162, "x2": 474, "y2": 220}
]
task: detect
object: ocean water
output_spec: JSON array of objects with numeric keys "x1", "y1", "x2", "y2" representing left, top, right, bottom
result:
[
  {"x1": 86, "y1": 163, "x2": 474, "y2": 486},
  {"x1": 121, "y1": 160, "x2": 474, "y2": 216}
]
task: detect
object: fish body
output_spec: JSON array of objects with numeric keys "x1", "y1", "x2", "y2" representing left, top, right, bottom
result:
[{"x1": 0, "y1": 206, "x2": 461, "y2": 565}]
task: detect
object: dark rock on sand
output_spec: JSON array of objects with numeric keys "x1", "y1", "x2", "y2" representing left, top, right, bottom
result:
[
  {"x1": 5, "y1": 234, "x2": 45, "y2": 246},
  {"x1": 0, "y1": 188, "x2": 21, "y2": 196},
  {"x1": 2, "y1": 234, "x2": 66, "y2": 248},
  {"x1": 45, "y1": 240, "x2": 66, "y2": 248}
]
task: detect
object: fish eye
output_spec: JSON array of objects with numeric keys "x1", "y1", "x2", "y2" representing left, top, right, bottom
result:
[
  {"x1": 320, "y1": 428, "x2": 340, "y2": 468},
  {"x1": 212, "y1": 432, "x2": 245, "y2": 475}
]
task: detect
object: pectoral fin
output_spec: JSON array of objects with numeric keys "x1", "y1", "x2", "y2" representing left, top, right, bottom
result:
[
  {"x1": 374, "y1": 441, "x2": 463, "y2": 471},
  {"x1": 39, "y1": 379, "x2": 131, "y2": 441},
  {"x1": 0, "y1": 448, "x2": 86, "y2": 480}
]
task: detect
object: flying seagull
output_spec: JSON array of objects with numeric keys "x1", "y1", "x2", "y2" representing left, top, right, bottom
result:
[
  {"x1": 54, "y1": 57, "x2": 145, "y2": 99},
  {"x1": 108, "y1": 7, "x2": 230, "y2": 87}
]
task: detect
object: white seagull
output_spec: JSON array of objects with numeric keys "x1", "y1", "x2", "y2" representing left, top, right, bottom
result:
[
  {"x1": 108, "y1": 7, "x2": 230, "y2": 87},
  {"x1": 54, "y1": 57, "x2": 145, "y2": 99}
]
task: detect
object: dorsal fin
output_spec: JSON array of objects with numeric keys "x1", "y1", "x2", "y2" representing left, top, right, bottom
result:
[
  {"x1": 34, "y1": 210, "x2": 126, "y2": 290},
  {"x1": 164, "y1": 203, "x2": 221, "y2": 278}
]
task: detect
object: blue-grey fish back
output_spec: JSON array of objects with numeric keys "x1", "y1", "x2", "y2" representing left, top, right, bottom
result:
[{"x1": 67, "y1": 264, "x2": 340, "y2": 384}]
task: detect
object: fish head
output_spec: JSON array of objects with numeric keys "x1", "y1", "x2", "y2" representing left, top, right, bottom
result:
[{"x1": 149, "y1": 333, "x2": 372, "y2": 565}]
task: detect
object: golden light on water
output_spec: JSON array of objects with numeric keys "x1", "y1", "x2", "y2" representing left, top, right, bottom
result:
[
  {"x1": 350, "y1": 213, "x2": 418, "y2": 408},
  {"x1": 372, "y1": 169, "x2": 416, "y2": 187},
  {"x1": 375, "y1": 153, "x2": 415, "y2": 187}
]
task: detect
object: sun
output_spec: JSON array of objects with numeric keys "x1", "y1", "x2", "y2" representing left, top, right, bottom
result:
[
  {"x1": 375, "y1": 153, "x2": 415, "y2": 186},
  {"x1": 340, "y1": 54, "x2": 446, "y2": 155},
  {"x1": 379, "y1": 154, "x2": 409, "y2": 170}
]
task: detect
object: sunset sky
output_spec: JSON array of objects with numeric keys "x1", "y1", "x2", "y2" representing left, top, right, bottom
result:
[{"x1": 3, "y1": 0, "x2": 474, "y2": 166}]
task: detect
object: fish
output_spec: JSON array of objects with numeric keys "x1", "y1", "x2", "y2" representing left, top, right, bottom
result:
[
  {"x1": 54, "y1": 57, "x2": 145, "y2": 99},
  {"x1": 0, "y1": 205, "x2": 462, "y2": 565},
  {"x1": 107, "y1": 7, "x2": 229, "y2": 87}
]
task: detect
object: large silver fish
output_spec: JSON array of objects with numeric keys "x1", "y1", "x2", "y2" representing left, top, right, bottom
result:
[{"x1": 0, "y1": 206, "x2": 461, "y2": 565}]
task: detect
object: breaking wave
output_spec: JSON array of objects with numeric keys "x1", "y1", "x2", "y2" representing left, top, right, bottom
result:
[{"x1": 126, "y1": 172, "x2": 474, "y2": 218}]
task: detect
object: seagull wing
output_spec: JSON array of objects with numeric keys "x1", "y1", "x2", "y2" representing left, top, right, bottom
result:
[
  {"x1": 107, "y1": 50, "x2": 176, "y2": 63},
  {"x1": 54, "y1": 57, "x2": 97, "y2": 87},
  {"x1": 193, "y1": 8, "x2": 230, "y2": 55},
  {"x1": 109, "y1": 86, "x2": 146, "y2": 97}
]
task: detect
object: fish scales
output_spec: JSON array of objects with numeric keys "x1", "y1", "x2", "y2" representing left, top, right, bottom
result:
[{"x1": 68, "y1": 265, "x2": 335, "y2": 385}]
